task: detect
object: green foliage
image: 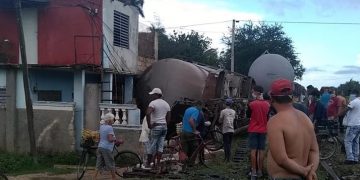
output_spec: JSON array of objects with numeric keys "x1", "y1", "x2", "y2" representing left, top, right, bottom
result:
[
  {"x1": 337, "y1": 79, "x2": 360, "y2": 96},
  {"x1": 221, "y1": 22, "x2": 305, "y2": 80},
  {"x1": 119, "y1": 0, "x2": 144, "y2": 17},
  {"x1": 153, "y1": 25, "x2": 219, "y2": 67},
  {"x1": 0, "y1": 152, "x2": 79, "y2": 174}
]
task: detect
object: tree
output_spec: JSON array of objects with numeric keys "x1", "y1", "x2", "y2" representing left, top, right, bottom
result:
[
  {"x1": 152, "y1": 26, "x2": 219, "y2": 66},
  {"x1": 337, "y1": 79, "x2": 360, "y2": 96},
  {"x1": 221, "y1": 22, "x2": 305, "y2": 79},
  {"x1": 119, "y1": 0, "x2": 144, "y2": 17}
]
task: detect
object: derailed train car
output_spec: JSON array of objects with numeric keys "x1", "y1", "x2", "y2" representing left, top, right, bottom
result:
[{"x1": 135, "y1": 58, "x2": 253, "y2": 134}]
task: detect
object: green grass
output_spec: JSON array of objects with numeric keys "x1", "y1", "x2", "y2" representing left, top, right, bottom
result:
[
  {"x1": 0, "y1": 152, "x2": 79, "y2": 175},
  {"x1": 171, "y1": 134, "x2": 330, "y2": 179}
]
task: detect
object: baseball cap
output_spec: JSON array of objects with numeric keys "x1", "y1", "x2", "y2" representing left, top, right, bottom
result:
[
  {"x1": 225, "y1": 98, "x2": 233, "y2": 105},
  {"x1": 270, "y1": 79, "x2": 294, "y2": 96},
  {"x1": 149, "y1": 88, "x2": 162, "y2": 95}
]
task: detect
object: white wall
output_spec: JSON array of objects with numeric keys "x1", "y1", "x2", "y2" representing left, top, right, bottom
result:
[
  {"x1": 19, "y1": 8, "x2": 38, "y2": 64},
  {"x1": 102, "y1": 0, "x2": 139, "y2": 73},
  {"x1": 16, "y1": 70, "x2": 25, "y2": 108},
  {"x1": 0, "y1": 69, "x2": 5, "y2": 87}
]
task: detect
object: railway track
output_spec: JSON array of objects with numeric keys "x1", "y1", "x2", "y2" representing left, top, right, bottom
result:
[
  {"x1": 231, "y1": 135, "x2": 347, "y2": 180},
  {"x1": 320, "y1": 161, "x2": 341, "y2": 180}
]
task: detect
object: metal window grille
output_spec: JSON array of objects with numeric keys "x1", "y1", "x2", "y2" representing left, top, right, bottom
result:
[
  {"x1": 0, "y1": 87, "x2": 5, "y2": 104},
  {"x1": 113, "y1": 10, "x2": 129, "y2": 49},
  {"x1": 38, "y1": 90, "x2": 62, "y2": 102}
]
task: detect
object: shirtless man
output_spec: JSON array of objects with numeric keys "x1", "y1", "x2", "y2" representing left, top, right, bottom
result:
[{"x1": 267, "y1": 79, "x2": 319, "y2": 180}]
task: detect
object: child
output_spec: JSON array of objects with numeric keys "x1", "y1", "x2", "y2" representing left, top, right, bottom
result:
[{"x1": 219, "y1": 98, "x2": 236, "y2": 162}]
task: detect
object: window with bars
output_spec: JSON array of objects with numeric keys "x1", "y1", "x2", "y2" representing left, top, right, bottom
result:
[
  {"x1": 113, "y1": 10, "x2": 129, "y2": 49},
  {"x1": 0, "y1": 87, "x2": 5, "y2": 104},
  {"x1": 38, "y1": 90, "x2": 62, "y2": 102}
]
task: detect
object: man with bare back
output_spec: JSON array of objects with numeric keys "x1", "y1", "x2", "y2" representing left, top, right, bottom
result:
[{"x1": 267, "y1": 79, "x2": 319, "y2": 180}]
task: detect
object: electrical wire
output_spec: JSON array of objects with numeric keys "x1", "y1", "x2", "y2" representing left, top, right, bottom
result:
[
  {"x1": 86, "y1": 11, "x2": 133, "y2": 73},
  {"x1": 237, "y1": 19, "x2": 360, "y2": 26},
  {"x1": 165, "y1": 20, "x2": 232, "y2": 29}
]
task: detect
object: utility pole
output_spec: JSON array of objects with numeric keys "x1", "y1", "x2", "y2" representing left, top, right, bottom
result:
[
  {"x1": 14, "y1": 0, "x2": 37, "y2": 162},
  {"x1": 231, "y1": 19, "x2": 238, "y2": 72}
]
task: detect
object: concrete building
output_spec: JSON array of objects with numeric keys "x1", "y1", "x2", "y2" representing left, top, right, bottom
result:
[{"x1": 0, "y1": 0, "x2": 148, "y2": 152}]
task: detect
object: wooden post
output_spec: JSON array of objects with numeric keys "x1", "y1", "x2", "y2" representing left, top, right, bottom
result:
[{"x1": 14, "y1": 0, "x2": 37, "y2": 161}]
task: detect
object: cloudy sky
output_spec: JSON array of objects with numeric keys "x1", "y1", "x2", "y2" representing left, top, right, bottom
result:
[{"x1": 139, "y1": 0, "x2": 360, "y2": 89}]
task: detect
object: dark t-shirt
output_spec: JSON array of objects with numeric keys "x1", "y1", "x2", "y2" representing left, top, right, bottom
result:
[{"x1": 293, "y1": 102, "x2": 309, "y2": 116}]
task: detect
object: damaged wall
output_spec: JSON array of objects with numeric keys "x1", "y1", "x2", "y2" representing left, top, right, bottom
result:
[
  {"x1": 0, "y1": 103, "x2": 76, "y2": 153},
  {"x1": 137, "y1": 56, "x2": 155, "y2": 73}
]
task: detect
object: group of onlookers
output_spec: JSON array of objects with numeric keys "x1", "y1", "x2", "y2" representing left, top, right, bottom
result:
[
  {"x1": 93, "y1": 81, "x2": 360, "y2": 180},
  {"x1": 246, "y1": 79, "x2": 319, "y2": 180},
  {"x1": 306, "y1": 86, "x2": 360, "y2": 165}
]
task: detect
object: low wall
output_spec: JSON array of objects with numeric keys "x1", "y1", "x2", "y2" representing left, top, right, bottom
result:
[
  {"x1": 0, "y1": 107, "x2": 5, "y2": 150},
  {"x1": 15, "y1": 102, "x2": 76, "y2": 153}
]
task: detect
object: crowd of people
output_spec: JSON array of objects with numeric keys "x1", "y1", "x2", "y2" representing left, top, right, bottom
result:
[{"x1": 93, "y1": 79, "x2": 360, "y2": 180}]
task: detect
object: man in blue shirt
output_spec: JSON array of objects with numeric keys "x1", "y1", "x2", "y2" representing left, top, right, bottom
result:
[
  {"x1": 181, "y1": 101, "x2": 204, "y2": 164},
  {"x1": 320, "y1": 88, "x2": 331, "y2": 108}
]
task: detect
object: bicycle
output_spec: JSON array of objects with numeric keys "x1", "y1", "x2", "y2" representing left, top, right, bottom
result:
[
  {"x1": 164, "y1": 132, "x2": 224, "y2": 170},
  {"x1": 77, "y1": 139, "x2": 142, "y2": 180},
  {"x1": 170, "y1": 123, "x2": 224, "y2": 151},
  {"x1": 316, "y1": 120, "x2": 344, "y2": 160}
]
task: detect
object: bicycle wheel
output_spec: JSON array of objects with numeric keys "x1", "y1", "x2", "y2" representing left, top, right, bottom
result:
[
  {"x1": 317, "y1": 133, "x2": 338, "y2": 160},
  {"x1": 204, "y1": 130, "x2": 223, "y2": 151},
  {"x1": 199, "y1": 141, "x2": 224, "y2": 169},
  {"x1": 77, "y1": 151, "x2": 89, "y2": 180},
  {"x1": 0, "y1": 172, "x2": 8, "y2": 180},
  {"x1": 115, "y1": 151, "x2": 142, "y2": 177}
]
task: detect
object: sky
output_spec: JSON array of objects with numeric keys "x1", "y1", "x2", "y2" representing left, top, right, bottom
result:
[{"x1": 139, "y1": 0, "x2": 360, "y2": 89}]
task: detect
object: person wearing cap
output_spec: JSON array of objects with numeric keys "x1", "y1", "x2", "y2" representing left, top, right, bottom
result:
[
  {"x1": 267, "y1": 79, "x2": 319, "y2": 180},
  {"x1": 146, "y1": 88, "x2": 171, "y2": 168},
  {"x1": 247, "y1": 85, "x2": 270, "y2": 179},
  {"x1": 219, "y1": 98, "x2": 236, "y2": 162},
  {"x1": 94, "y1": 113, "x2": 120, "y2": 180}
]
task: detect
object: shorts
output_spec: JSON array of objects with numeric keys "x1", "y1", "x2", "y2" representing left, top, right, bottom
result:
[
  {"x1": 248, "y1": 132, "x2": 266, "y2": 150},
  {"x1": 96, "y1": 147, "x2": 115, "y2": 171},
  {"x1": 181, "y1": 132, "x2": 199, "y2": 159},
  {"x1": 150, "y1": 125, "x2": 167, "y2": 154}
]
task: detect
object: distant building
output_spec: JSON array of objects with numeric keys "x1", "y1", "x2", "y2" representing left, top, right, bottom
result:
[{"x1": 0, "y1": 0, "x2": 149, "y2": 152}]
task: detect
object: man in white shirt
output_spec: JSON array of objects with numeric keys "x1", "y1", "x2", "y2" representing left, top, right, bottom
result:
[
  {"x1": 146, "y1": 88, "x2": 171, "y2": 168},
  {"x1": 219, "y1": 98, "x2": 236, "y2": 162},
  {"x1": 343, "y1": 89, "x2": 360, "y2": 164}
]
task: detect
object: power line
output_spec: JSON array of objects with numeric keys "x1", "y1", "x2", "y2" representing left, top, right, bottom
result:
[
  {"x1": 237, "y1": 19, "x2": 360, "y2": 25},
  {"x1": 87, "y1": 12, "x2": 133, "y2": 73},
  {"x1": 165, "y1": 20, "x2": 232, "y2": 29},
  {"x1": 161, "y1": 19, "x2": 360, "y2": 31},
  {"x1": 169, "y1": 27, "x2": 228, "y2": 34}
]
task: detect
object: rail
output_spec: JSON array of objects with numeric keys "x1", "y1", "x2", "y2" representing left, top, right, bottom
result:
[
  {"x1": 99, "y1": 103, "x2": 140, "y2": 126},
  {"x1": 320, "y1": 161, "x2": 341, "y2": 180}
]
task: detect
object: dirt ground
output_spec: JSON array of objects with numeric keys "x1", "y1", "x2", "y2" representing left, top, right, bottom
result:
[{"x1": 7, "y1": 134, "x2": 360, "y2": 180}]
